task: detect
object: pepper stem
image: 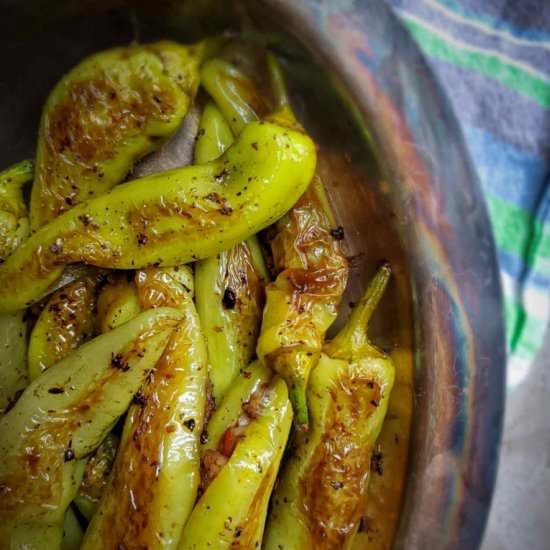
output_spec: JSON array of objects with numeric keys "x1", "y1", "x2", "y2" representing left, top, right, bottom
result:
[
  {"x1": 331, "y1": 263, "x2": 391, "y2": 351},
  {"x1": 267, "y1": 52, "x2": 290, "y2": 109}
]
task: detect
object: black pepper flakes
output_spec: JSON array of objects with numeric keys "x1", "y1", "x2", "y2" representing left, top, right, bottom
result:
[
  {"x1": 371, "y1": 450, "x2": 384, "y2": 475},
  {"x1": 111, "y1": 353, "x2": 130, "y2": 371},
  {"x1": 251, "y1": 142, "x2": 258, "y2": 150},
  {"x1": 132, "y1": 391, "x2": 147, "y2": 406},
  {"x1": 200, "y1": 430, "x2": 209, "y2": 444},
  {"x1": 137, "y1": 233, "x2": 148, "y2": 245},
  {"x1": 64, "y1": 449, "x2": 75, "y2": 462},
  {"x1": 183, "y1": 418, "x2": 196, "y2": 431},
  {"x1": 330, "y1": 226, "x2": 345, "y2": 240},
  {"x1": 222, "y1": 288, "x2": 236, "y2": 309},
  {"x1": 50, "y1": 238, "x2": 63, "y2": 254},
  {"x1": 48, "y1": 387, "x2": 64, "y2": 394}
]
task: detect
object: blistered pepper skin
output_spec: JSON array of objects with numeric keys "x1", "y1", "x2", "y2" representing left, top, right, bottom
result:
[
  {"x1": 0, "y1": 307, "x2": 181, "y2": 549},
  {"x1": 0, "y1": 119, "x2": 316, "y2": 314},
  {"x1": 263, "y1": 266, "x2": 395, "y2": 550},
  {"x1": 96, "y1": 273, "x2": 142, "y2": 333},
  {"x1": 82, "y1": 266, "x2": 207, "y2": 550},
  {"x1": 179, "y1": 376, "x2": 293, "y2": 550},
  {"x1": 0, "y1": 159, "x2": 33, "y2": 261},
  {"x1": 30, "y1": 41, "x2": 207, "y2": 229},
  {"x1": 28, "y1": 275, "x2": 98, "y2": 380}
]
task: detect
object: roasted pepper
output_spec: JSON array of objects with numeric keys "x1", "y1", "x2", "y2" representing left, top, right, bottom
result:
[
  {"x1": 96, "y1": 273, "x2": 141, "y2": 333},
  {"x1": 0, "y1": 307, "x2": 182, "y2": 549},
  {"x1": 28, "y1": 275, "x2": 99, "y2": 380},
  {"x1": 0, "y1": 118, "x2": 316, "y2": 314},
  {"x1": 82, "y1": 266, "x2": 207, "y2": 550},
  {"x1": 73, "y1": 433, "x2": 119, "y2": 521},
  {"x1": 0, "y1": 311, "x2": 28, "y2": 414},
  {"x1": 263, "y1": 265, "x2": 395, "y2": 549},
  {"x1": 256, "y1": 54, "x2": 348, "y2": 429},
  {"x1": 200, "y1": 58, "x2": 268, "y2": 135},
  {"x1": 193, "y1": 100, "x2": 268, "y2": 402},
  {"x1": 179, "y1": 376, "x2": 292, "y2": 549},
  {"x1": 30, "y1": 41, "x2": 208, "y2": 228},
  {"x1": 0, "y1": 159, "x2": 33, "y2": 262}
]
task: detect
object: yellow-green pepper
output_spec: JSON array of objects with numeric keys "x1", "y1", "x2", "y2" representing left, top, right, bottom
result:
[
  {"x1": 0, "y1": 159, "x2": 33, "y2": 262},
  {"x1": 28, "y1": 275, "x2": 99, "y2": 380},
  {"x1": 30, "y1": 41, "x2": 208, "y2": 229},
  {"x1": 82, "y1": 266, "x2": 207, "y2": 550},
  {"x1": 257, "y1": 55, "x2": 348, "y2": 429},
  {"x1": 201, "y1": 361, "x2": 272, "y2": 453},
  {"x1": 96, "y1": 272, "x2": 141, "y2": 333},
  {"x1": 0, "y1": 118, "x2": 316, "y2": 314},
  {"x1": 73, "y1": 433, "x2": 119, "y2": 521},
  {"x1": 0, "y1": 307, "x2": 181, "y2": 549},
  {"x1": 194, "y1": 78, "x2": 268, "y2": 403},
  {"x1": 179, "y1": 376, "x2": 292, "y2": 549},
  {"x1": 0, "y1": 311, "x2": 28, "y2": 414},
  {"x1": 263, "y1": 265, "x2": 395, "y2": 549}
]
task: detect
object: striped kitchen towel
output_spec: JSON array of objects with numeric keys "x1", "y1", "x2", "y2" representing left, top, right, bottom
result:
[{"x1": 386, "y1": 0, "x2": 550, "y2": 389}]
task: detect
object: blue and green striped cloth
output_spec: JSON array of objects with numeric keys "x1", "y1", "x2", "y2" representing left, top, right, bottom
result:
[{"x1": 386, "y1": 0, "x2": 550, "y2": 388}]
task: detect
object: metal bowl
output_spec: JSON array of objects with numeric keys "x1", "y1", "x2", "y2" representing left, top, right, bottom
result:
[{"x1": 0, "y1": 0, "x2": 505, "y2": 548}]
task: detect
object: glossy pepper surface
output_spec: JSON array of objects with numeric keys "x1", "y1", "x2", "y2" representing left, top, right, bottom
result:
[
  {"x1": 0, "y1": 118, "x2": 316, "y2": 314},
  {"x1": 28, "y1": 275, "x2": 99, "y2": 380},
  {"x1": 30, "y1": 40, "x2": 207, "y2": 228},
  {"x1": 0, "y1": 159, "x2": 33, "y2": 262},
  {"x1": 0, "y1": 307, "x2": 181, "y2": 549},
  {"x1": 263, "y1": 265, "x2": 395, "y2": 550},
  {"x1": 82, "y1": 266, "x2": 207, "y2": 550},
  {"x1": 179, "y1": 376, "x2": 292, "y2": 549},
  {"x1": 194, "y1": 68, "x2": 268, "y2": 403},
  {"x1": 256, "y1": 54, "x2": 348, "y2": 429}
]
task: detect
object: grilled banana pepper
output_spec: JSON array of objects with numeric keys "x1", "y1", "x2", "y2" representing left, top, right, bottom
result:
[
  {"x1": 179, "y1": 374, "x2": 292, "y2": 549},
  {"x1": 251, "y1": 54, "x2": 348, "y2": 429},
  {"x1": 30, "y1": 41, "x2": 208, "y2": 228},
  {"x1": 0, "y1": 307, "x2": 181, "y2": 549},
  {"x1": 194, "y1": 101, "x2": 268, "y2": 401},
  {"x1": 0, "y1": 159, "x2": 33, "y2": 261},
  {"x1": 263, "y1": 265, "x2": 395, "y2": 549},
  {"x1": 28, "y1": 275, "x2": 99, "y2": 380},
  {"x1": 0, "y1": 118, "x2": 315, "y2": 314},
  {"x1": 82, "y1": 266, "x2": 208, "y2": 550}
]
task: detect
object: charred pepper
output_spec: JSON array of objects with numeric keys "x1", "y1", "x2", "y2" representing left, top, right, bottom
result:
[
  {"x1": 255, "y1": 53, "x2": 348, "y2": 429},
  {"x1": 82, "y1": 266, "x2": 208, "y2": 550},
  {"x1": 0, "y1": 118, "x2": 316, "y2": 313},
  {"x1": 179, "y1": 375, "x2": 292, "y2": 549},
  {"x1": 194, "y1": 100, "x2": 268, "y2": 402},
  {"x1": 263, "y1": 265, "x2": 395, "y2": 549},
  {"x1": 0, "y1": 307, "x2": 182, "y2": 549},
  {"x1": 30, "y1": 40, "x2": 209, "y2": 228},
  {"x1": 28, "y1": 275, "x2": 99, "y2": 380}
]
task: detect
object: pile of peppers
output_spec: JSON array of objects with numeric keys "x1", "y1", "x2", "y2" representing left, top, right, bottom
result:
[{"x1": 0, "y1": 35, "x2": 402, "y2": 550}]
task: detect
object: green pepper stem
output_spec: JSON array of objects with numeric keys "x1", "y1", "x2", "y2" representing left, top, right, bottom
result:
[
  {"x1": 267, "y1": 52, "x2": 290, "y2": 109},
  {"x1": 331, "y1": 263, "x2": 391, "y2": 351}
]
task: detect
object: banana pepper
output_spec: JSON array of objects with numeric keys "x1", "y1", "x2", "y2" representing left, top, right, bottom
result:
[
  {"x1": 263, "y1": 265, "x2": 395, "y2": 550},
  {"x1": 256, "y1": 54, "x2": 348, "y2": 429},
  {"x1": 0, "y1": 159, "x2": 33, "y2": 261},
  {"x1": 0, "y1": 118, "x2": 315, "y2": 314},
  {"x1": 194, "y1": 100, "x2": 268, "y2": 402},
  {"x1": 28, "y1": 274, "x2": 99, "y2": 380},
  {"x1": 30, "y1": 40, "x2": 208, "y2": 228},
  {"x1": 179, "y1": 375, "x2": 292, "y2": 549},
  {"x1": 82, "y1": 266, "x2": 208, "y2": 550},
  {"x1": 0, "y1": 307, "x2": 182, "y2": 549}
]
